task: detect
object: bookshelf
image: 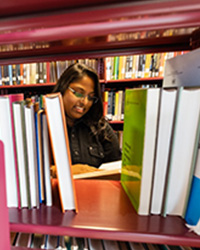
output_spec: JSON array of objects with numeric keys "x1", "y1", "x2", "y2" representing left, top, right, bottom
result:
[
  {"x1": 1, "y1": 0, "x2": 200, "y2": 249},
  {"x1": 9, "y1": 180, "x2": 200, "y2": 247}
]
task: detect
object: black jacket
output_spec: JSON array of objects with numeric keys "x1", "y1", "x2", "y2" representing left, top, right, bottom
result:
[{"x1": 67, "y1": 119, "x2": 121, "y2": 168}]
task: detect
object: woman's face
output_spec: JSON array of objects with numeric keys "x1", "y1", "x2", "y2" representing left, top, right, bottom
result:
[{"x1": 63, "y1": 75, "x2": 96, "y2": 126}]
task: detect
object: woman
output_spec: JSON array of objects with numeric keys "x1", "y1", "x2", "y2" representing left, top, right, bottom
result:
[{"x1": 53, "y1": 63, "x2": 121, "y2": 169}]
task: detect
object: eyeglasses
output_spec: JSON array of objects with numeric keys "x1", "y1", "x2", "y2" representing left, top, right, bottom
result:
[{"x1": 68, "y1": 87, "x2": 98, "y2": 104}]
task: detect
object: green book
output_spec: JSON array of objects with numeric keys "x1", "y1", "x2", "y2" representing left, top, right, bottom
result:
[{"x1": 121, "y1": 88, "x2": 160, "y2": 215}]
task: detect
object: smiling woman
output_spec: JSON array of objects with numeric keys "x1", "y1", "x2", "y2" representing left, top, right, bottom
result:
[{"x1": 53, "y1": 63, "x2": 121, "y2": 168}]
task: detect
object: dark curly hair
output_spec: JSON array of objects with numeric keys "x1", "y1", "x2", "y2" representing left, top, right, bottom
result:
[{"x1": 53, "y1": 62, "x2": 107, "y2": 136}]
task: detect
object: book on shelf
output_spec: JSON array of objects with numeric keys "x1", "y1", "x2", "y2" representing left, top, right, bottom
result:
[
  {"x1": 11, "y1": 96, "x2": 53, "y2": 209},
  {"x1": 106, "y1": 90, "x2": 114, "y2": 120},
  {"x1": 30, "y1": 233, "x2": 46, "y2": 249},
  {"x1": 103, "y1": 239, "x2": 121, "y2": 250},
  {"x1": 125, "y1": 55, "x2": 133, "y2": 79},
  {"x1": 128, "y1": 242, "x2": 146, "y2": 250},
  {"x1": 30, "y1": 63, "x2": 37, "y2": 84},
  {"x1": 118, "y1": 56, "x2": 126, "y2": 80},
  {"x1": 42, "y1": 113, "x2": 53, "y2": 206},
  {"x1": 150, "y1": 88, "x2": 177, "y2": 215},
  {"x1": 88, "y1": 238, "x2": 104, "y2": 250},
  {"x1": 34, "y1": 103, "x2": 45, "y2": 204},
  {"x1": 0, "y1": 140, "x2": 11, "y2": 249},
  {"x1": 104, "y1": 89, "x2": 125, "y2": 122},
  {"x1": 113, "y1": 56, "x2": 119, "y2": 80},
  {"x1": 103, "y1": 90, "x2": 108, "y2": 117},
  {"x1": 163, "y1": 48, "x2": 200, "y2": 89},
  {"x1": 0, "y1": 94, "x2": 24, "y2": 208},
  {"x1": 185, "y1": 130, "x2": 200, "y2": 225},
  {"x1": 160, "y1": 47, "x2": 200, "y2": 217},
  {"x1": 14, "y1": 232, "x2": 32, "y2": 248},
  {"x1": 43, "y1": 92, "x2": 78, "y2": 213},
  {"x1": 105, "y1": 57, "x2": 112, "y2": 81},
  {"x1": 121, "y1": 88, "x2": 160, "y2": 215},
  {"x1": 113, "y1": 91, "x2": 119, "y2": 121},
  {"x1": 102, "y1": 52, "x2": 184, "y2": 82},
  {"x1": 117, "y1": 90, "x2": 124, "y2": 121},
  {"x1": 144, "y1": 54, "x2": 152, "y2": 78},
  {"x1": 163, "y1": 87, "x2": 200, "y2": 217},
  {"x1": 132, "y1": 55, "x2": 139, "y2": 79},
  {"x1": 13, "y1": 100, "x2": 31, "y2": 208},
  {"x1": 45, "y1": 234, "x2": 60, "y2": 249},
  {"x1": 137, "y1": 54, "x2": 146, "y2": 78},
  {"x1": 24, "y1": 100, "x2": 40, "y2": 208}
]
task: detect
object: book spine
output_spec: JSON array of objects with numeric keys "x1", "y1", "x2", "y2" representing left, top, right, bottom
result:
[{"x1": 185, "y1": 137, "x2": 200, "y2": 225}]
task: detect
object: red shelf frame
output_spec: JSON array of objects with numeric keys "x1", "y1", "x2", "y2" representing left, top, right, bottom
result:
[
  {"x1": 9, "y1": 180, "x2": 200, "y2": 248},
  {"x1": 0, "y1": 83, "x2": 55, "y2": 89},
  {"x1": 1, "y1": 1, "x2": 200, "y2": 248},
  {"x1": 0, "y1": 78, "x2": 163, "y2": 89}
]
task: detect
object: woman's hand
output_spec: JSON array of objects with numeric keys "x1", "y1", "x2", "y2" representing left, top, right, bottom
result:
[{"x1": 50, "y1": 164, "x2": 100, "y2": 178}]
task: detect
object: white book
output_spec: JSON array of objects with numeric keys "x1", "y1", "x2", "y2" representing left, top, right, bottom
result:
[
  {"x1": 150, "y1": 89, "x2": 177, "y2": 214},
  {"x1": 42, "y1": 113, "x2": 52, "y2": 206},
  {"x1": 164, "y1": 87, "x2": 200, "y2": 216},
  {"x1": 105, "y1": 57, "x2": 112, "y2": 81},
  {"x1": 13, "y1": 101, "x2": 29, "y2": 208},
  {"x1": 88, "y1": 238, "x2": 104, "y2": 250},
  {"x1": 45, "y1": 235, "x2": 59, "y2": 249},
  {"x1": 15, "y1": 233, "x2": 32, "y2": 247},
  {"x1": 31, "y1": 234, "x2": 46, "y2": 249},
  {"x1": 44, "y1": 93, "x2": 77, "y2": 212},
  {"x1": 103, "y1": 239, "x2": 120, "y2": 250},
  {"x1": 128, "y1": 242, "x2": 146, "y2": 250},
  {"x1": 70, "y1": 237, "x2": 79, "y2": 250},
  {"x1": 0, "y1": 96, "x2": 18, "y2": 207},
  {"x1": 24, "y1": 103, "x2": 39, "y2": 208},
  {"x1": 55, "y1": 236, "x2": 67, "y2": 250}
]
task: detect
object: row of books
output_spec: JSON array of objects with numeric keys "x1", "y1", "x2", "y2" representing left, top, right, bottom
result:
[
  {"x1": 121, "y1": 49, "x2": 200, "y2": 226},
  {"x1": 0, "y1": 92, "x2": 78, "y2": 213},
  {"x1": 121, "y1": 87, "x2": 200, "y2": 223},
  {"x1": 0, "y1": 58, "x2": 99, "y2": 86},
  {"x1": 0, "y1": 93, "x2": 51, "y2": 209},
  {"x1": 10, "y1": 232, "x2": 196, "y2": 250},
  {"x1": 107, "y1": 27, "x2": 196, "y2": 42},
  {"x1": 0, "y1": 51, "x2": 188, "y2": 88},
  {"x1": 103, "y1": 89, "x2": 125, "y2": 121},
  {"x1": 105, "y1": 52, "x2": 187, "y2": 81},
  {"x1": 103, "y1": 85, "x2": 157, "y2": 122}
]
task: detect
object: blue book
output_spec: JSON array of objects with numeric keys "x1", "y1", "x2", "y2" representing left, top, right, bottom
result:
[
  {"x1": 34, "y1": 111, "x2": 42, "y2": 204},
  {"x1": 185, "y1": 141, "x2": 200, "y2": 225},
  {"x1": 8, "y1": 65, "x2": 13, "y2": 85}
]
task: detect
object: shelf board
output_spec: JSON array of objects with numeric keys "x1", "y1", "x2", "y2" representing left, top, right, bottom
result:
[
  {"x1": 11, "y1": 247, "x2": 51, "y2": 250},
  {"x1": 9, "y1": 180, "x2": 200, "y2": 247},
  {"x1": 11, "y1": 248, "x2": 35, "y2": 250},
  {"x1": 0, "y1": 83, "x2": 55, "y2": 89},
  {"x1": 105, "y1": 77, "x2": 163, "y2": 83},
  {"x1": 0, "y1": 35, "x2": 191, "y2": 64},
  {"x1": 0, "y1": 78, "x2": 163, "y2": 90}
]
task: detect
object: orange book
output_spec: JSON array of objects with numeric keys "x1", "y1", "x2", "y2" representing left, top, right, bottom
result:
[
  {"x1": 20, "y1": 64, "x2": 24, "y2": 84},
  {"x1": 43, "y1": 93, "x2": 78, "y2": 213}
]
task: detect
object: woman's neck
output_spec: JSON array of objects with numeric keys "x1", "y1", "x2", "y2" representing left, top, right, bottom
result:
[{"x1": 66, "y1": 116, "x2": 75, "y2": 127}]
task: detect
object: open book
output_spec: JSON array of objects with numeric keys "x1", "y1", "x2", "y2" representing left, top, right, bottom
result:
[{"x1": 73, "y1": 160, "x2": 122, "y2": 180}]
